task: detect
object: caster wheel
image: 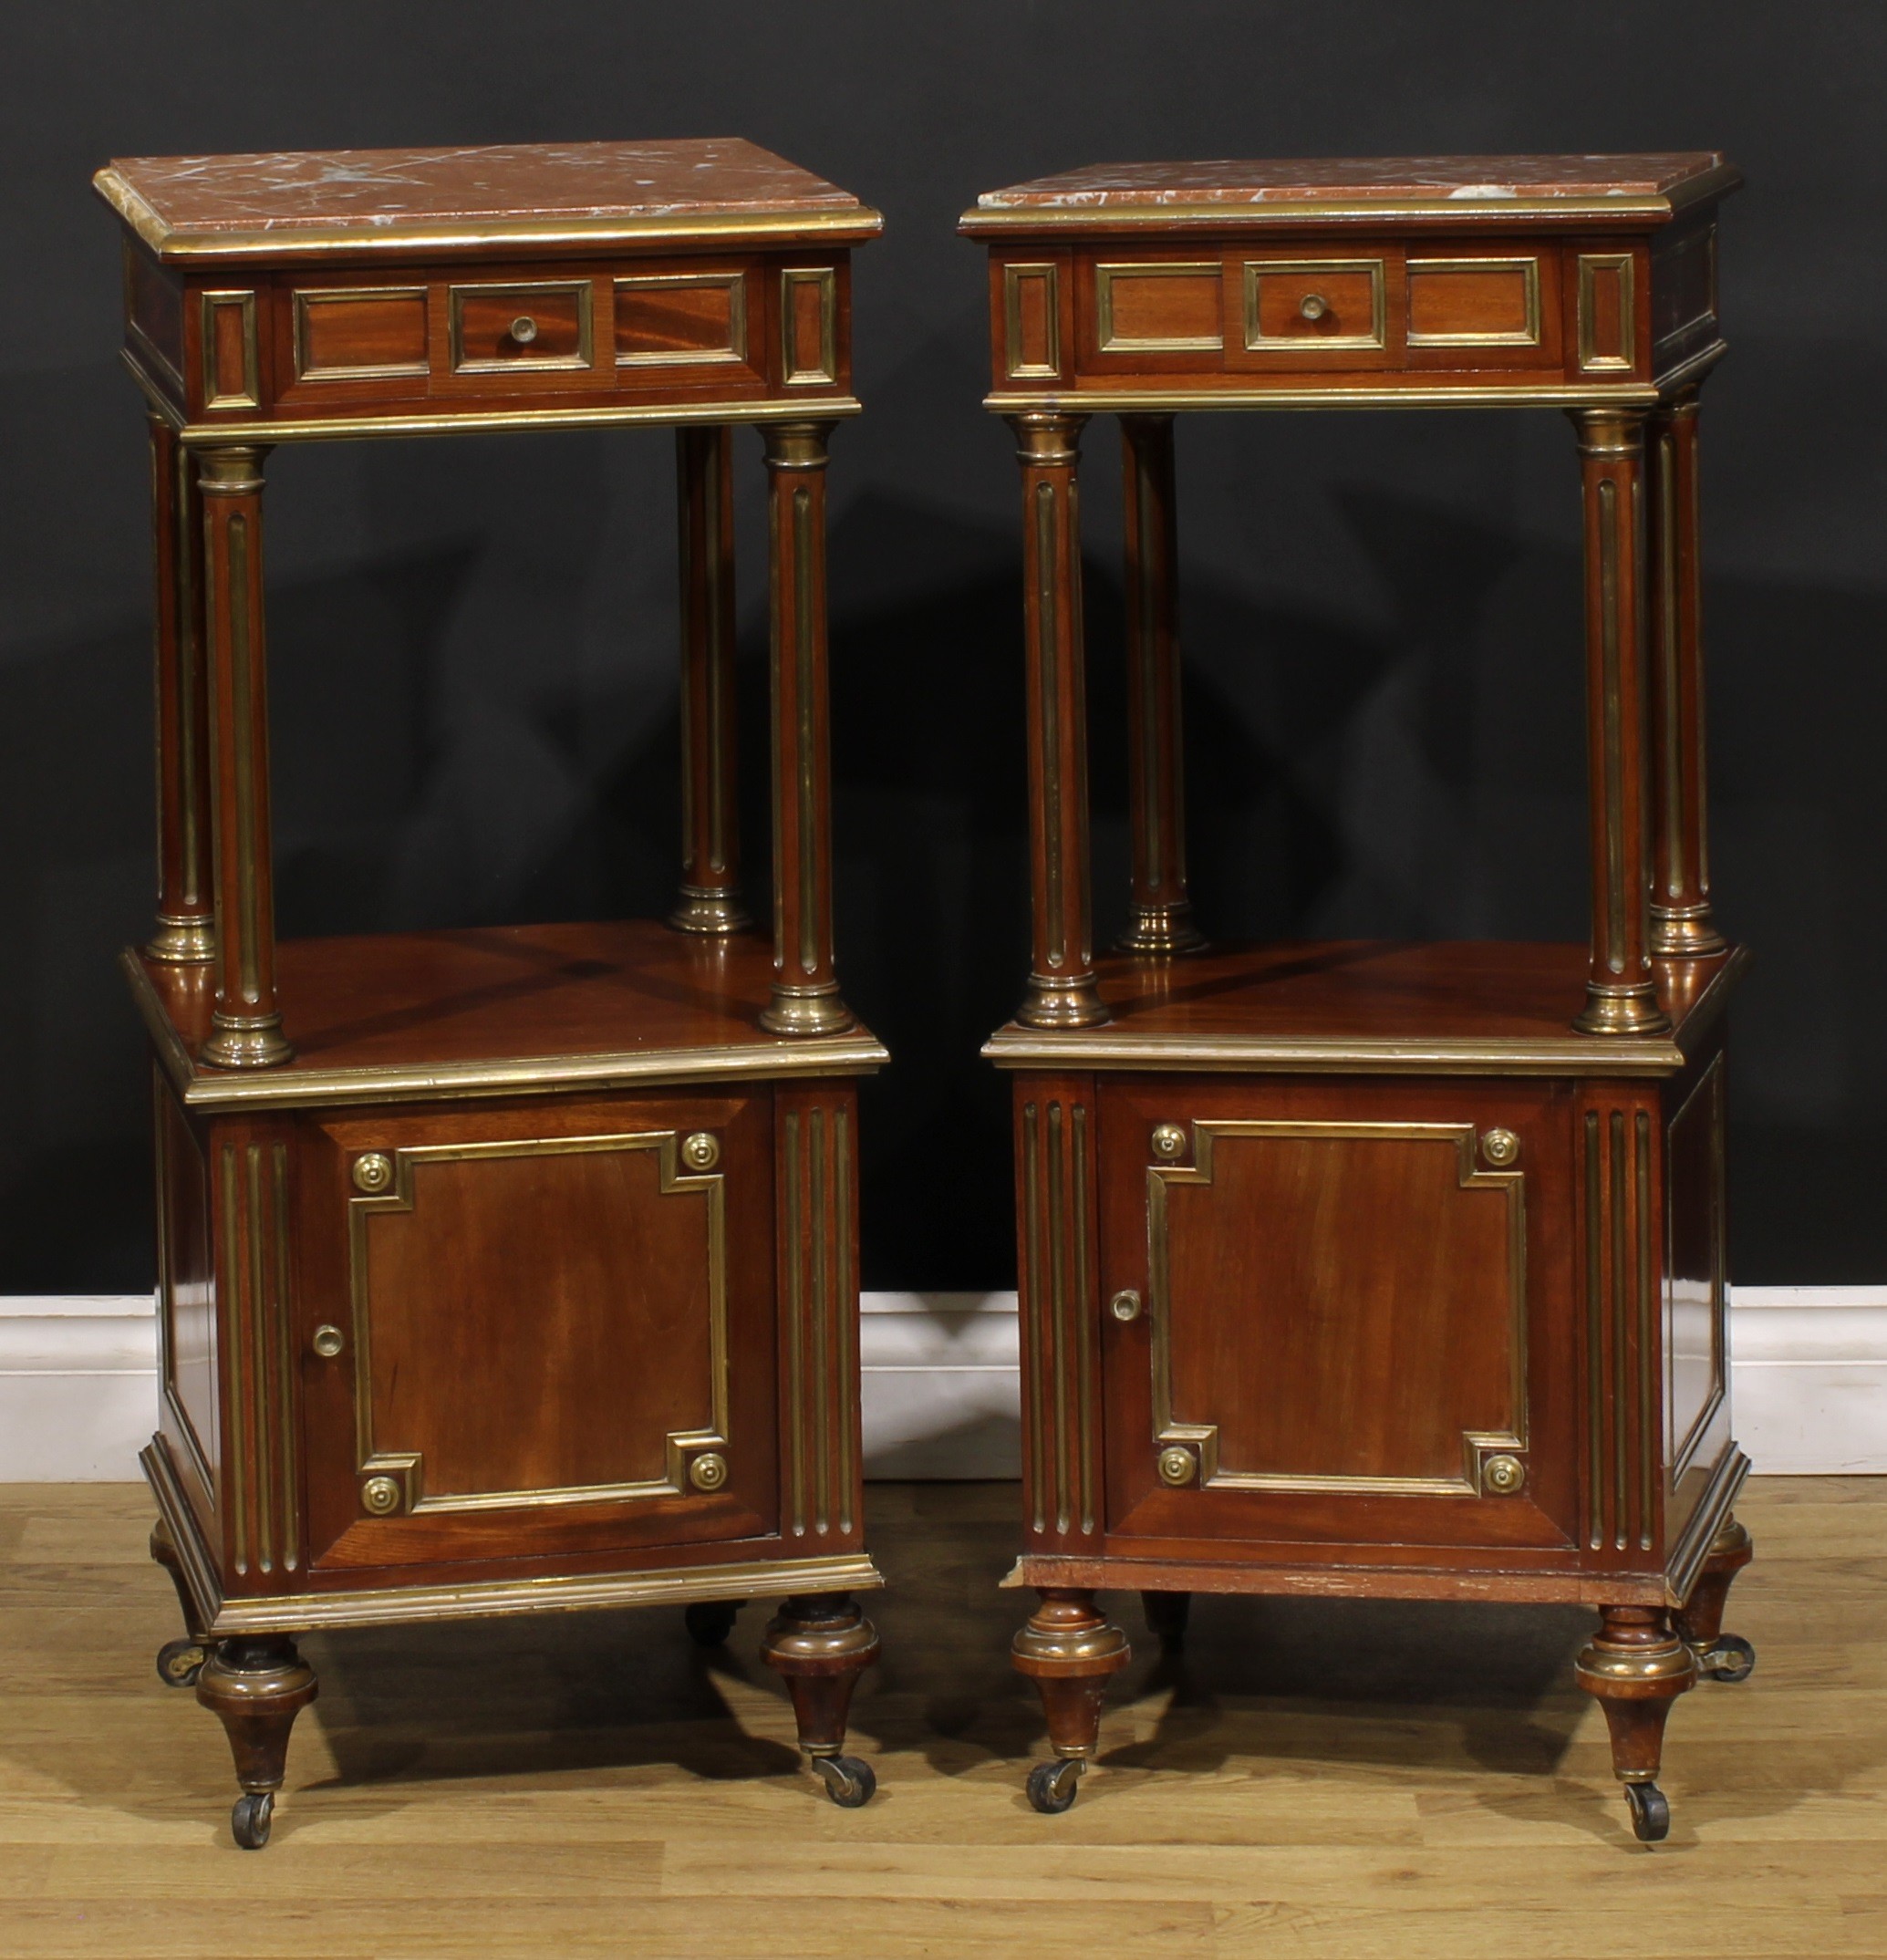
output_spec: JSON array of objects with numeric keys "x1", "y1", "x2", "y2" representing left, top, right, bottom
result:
[
  {"x1": 231, "y1": 1789, "x2": 275, "y2": 1851},
  {"x1": 1623, "y1": 1780, "x2": 1670, "y2": 1843},
  {"x1": 684, "y1": 1601, "x2": 740, "y2": 1648},
  {"x1": 811, "y1": 1754, "x2": 876, "y2": 1809},
  {"x1": 1026, "y1": 1758, "x2": 1083, "y2": 1815},
  {"x1": 1699, "y1": 1633, "x2": 1756, "y2": 1683},
  {"x1": 156, "y1": 1638, "x2": 207, "y2": 1689}
]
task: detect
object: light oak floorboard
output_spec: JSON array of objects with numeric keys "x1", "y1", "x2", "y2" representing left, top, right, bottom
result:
[{"x1": 0, "y1": 1477, "x2": 1880, "y2": 1957}]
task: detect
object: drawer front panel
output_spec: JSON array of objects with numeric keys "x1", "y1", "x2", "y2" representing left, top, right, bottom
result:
[
  {"x1": 615, "y1": 270, "x2": 748, "y2": 368},
  {"x1": 1243, "y1": 256, "x2": 1389, "y2": 352},
  {"x1": 1098, "y1": 1076, "x2": 1580, "y2": 1554},
  {"x1": 448, "y1": 279, "x2": 595, "y2": 374},
  {"x1": 300, "y1": 1090, "x2": 777, "y2": 1574},
  {"x1": 1096, "y1": 261, "x2": 1224, "y2": 353},
  {"x1": 293, "y1": 285, "x2": 430, "y2": 382}
]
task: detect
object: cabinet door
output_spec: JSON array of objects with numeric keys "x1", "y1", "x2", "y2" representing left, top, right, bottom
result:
[
  {"x1": 298, "y1": 1090, "x2": 775, "y2": 1575},
  {"x1": 1099, "y1": 1076, "x2": 1579, "y2": 1553}
]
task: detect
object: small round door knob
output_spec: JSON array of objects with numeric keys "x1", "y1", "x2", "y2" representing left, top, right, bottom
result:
[
  {"x1": 1480, "y1": 1128, "x2": 1520, "y2": 1168},
  {"x1": 1150, "y1": 1124, "x2": 1187, "y2": 1162},
  {"x1": 1157, "y1": 1445, "x2": 1198, "y2": 1488},
  {"x1": 352, "y1": 1152, "x2": 394, "y2": 1194},
  {"x1": 1484, "y1": 1454, "x2": 1526, "y2": 1495},
  {"x1": 510, "y1": 315, "x2": 539, "y2": 344},
  {"x1": 679, "y1": 1132, "x2": 720, "y2": 1171},
  {"x1": 311, "y1": 1324, "x2": 345, "y2": 1359},
  {"x1": 1109, "y1": 1289, "x2": 1143, "y2": 1323},
  {"x1": 361, "y1": 1476, "x2": 402, "y2": 1516},
  {"x1": 689, "y1": 1452, "x2": 729, "y2": 1492},
  {"x1": 1298, "y1": 293, "x2": 1330, "y2": 321}
]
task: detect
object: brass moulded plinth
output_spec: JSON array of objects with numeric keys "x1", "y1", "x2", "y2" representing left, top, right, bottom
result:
[
  {"x1": 146, "y1": 915, "x2": 217, "y2": 964},
  {"x1": 200, "y1": 1015, "x2": 293, "y2": 1069},
  {"x1": 761, "y1": 985, "x2": 855, "y2": 1037},
  {"x1": 1016, "y1": 974, "x2": 1109, "y2": 1030},
  {"x1": 1572, "y1": 985, "x2": 1671, "y2": 1038},
  {"x1": 1119, "y1": 904, "x2": 1208, "y2": 955},
  {"x1": 668, "y1": 887, "x2": 752, "y2": 935},
  {"x1": 1651, "y1": 906, "x2": 1727, "y2": 958}
]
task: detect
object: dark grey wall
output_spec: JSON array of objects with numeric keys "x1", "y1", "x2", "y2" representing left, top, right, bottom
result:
[{"x1": 3, "y1": 4, "x2": 1882, "y2": 1291}]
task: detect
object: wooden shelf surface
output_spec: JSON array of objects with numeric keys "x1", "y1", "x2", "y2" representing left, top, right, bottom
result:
[
  {"x1": 130, "y1": 918, "x2": 886, "y2": 1111},
  {"x1": 985, "y1": 939, "x2": 1745, "y2": 1077}
]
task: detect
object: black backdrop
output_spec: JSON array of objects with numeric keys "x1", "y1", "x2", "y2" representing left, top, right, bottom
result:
[{"x1": 4, "y1": 4, "x2": 1882, "y2": 1292}]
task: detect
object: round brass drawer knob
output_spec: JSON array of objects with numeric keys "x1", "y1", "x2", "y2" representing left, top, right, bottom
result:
[
  {"x1": 361, "y1": 1475, "x2": 402, "y2": 1516},
  {"x1": 689, "y1": 1452, "x2": 729, "y2": 1492},
  {"x1": 1299, "y1": 293, "x2": 1330, "y2": 322},
  {"x1": 679, "y1": 1132, "x2": 720, "y2": 1172},
  {"x1": 1109, "y1": 1289, "x2": 1142, "y2": 1324},
  {"x1": 510, "y1": 315, "x2": 539, "y2": 344},
  {"x1": 352, "y1": 1152, "x2": 394, "y2": 1194},
  {"x1": 311, "y1": 1324, "x2": 345, "y2": 1359},
  {"x1": 1156, "y1": 1445, "x2": 1198, "y2": 1488},
  {"x1": 1484, "y1": 1454, "x2": 1526, "y2": 1496},
  {"x1": 1150, "y1": 1124, "x2": 1187, "y2": 1162},
  {"x1": 1480, "y1": 1128, "x2": 1520, "y2": 1168}
]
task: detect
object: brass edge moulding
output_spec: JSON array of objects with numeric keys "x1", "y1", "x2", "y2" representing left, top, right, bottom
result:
[
  {"x1": 615, "y1": 270, "x2": 749, "y2": 368},
  {"x1": 1405, "y1": 255, "x2": 1543, "y2": 347},
  {"x1": 199, "y1": 289, "x2": 261, "y2": 410},
  {"x1": 347, "y1": 1132, "x2": 731, "y2": 1514},
  {"x1": 1003, "y1": 262, "x2": 1062, "y2": 378},
  {"x1": 1664, "y1": 1444, "x2": 1751, "y2": 1607},
  {"x1": 93, "y1": 171, "x2": 886, "y2": 261},
  {"x1": 982, "y1": 379, "x2": 1668, "y2": 414},
  {"x1": 140, "y1": 1437, "x2": 221, "y2": 1631},
  {"x1": 780, "y1": 266, "x2": 839, "y2": 385}
]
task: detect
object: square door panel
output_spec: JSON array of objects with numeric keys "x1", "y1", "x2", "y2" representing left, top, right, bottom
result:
[
  {"x1": 300, "y1": 1089, "x2": 776, "y2": 1574},
  {"x1": 1099, "y1": 1076, "x2": 1578, "y2": 1552}
]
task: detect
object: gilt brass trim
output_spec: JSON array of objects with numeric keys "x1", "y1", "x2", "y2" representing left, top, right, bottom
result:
[
  {"x1": 614, "y1": 271, "x2": 749, "y2": 368},
  {"x1": 1003, "y1": 262, "x2": 1062, "y2": 378},
  {"x1": 1578, "y1": 254, "x2": 1638, "y2": 373},
  {"x1": 346, "y1": 1130, "x2": 730, "y2": 1513},
  {"x1": 199, "y1": 290, "x2": 260, "y2": 410},
  {"x1": 1146, "y1": 1120, "x2": 1527, "y2": 1496},
  {"x1": 448, "y1": 279, "x2": 594, "y2": 375},
  {"x1": 1405, "y1": 255, "x2": 1542, "y2": 347},
  {"x1": 1243, "y1": 259, "x2": 1386, "y2": 351},
  {"x1": 291, "y1": 285, "x2": 430, "y2": 382},
  {"x1": 1664, "y1": 1443, "x2": 1749, "y2": 1607},
  {"x1": 781, "y1": 267, "x2": 838, "y2": 386},
  {"x1": 1095, "y1": 262, "x2": 1224, "y2": 353}
]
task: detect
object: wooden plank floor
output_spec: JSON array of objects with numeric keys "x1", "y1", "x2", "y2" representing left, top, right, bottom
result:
[{"x1": 0, "y1": 1477, "x2": 1882, "y2": 1957}]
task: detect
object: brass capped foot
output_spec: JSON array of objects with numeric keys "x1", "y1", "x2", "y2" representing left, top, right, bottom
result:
[{"x1": 1575, "y1": 1605, "x2": 1696, "y2": 1846}]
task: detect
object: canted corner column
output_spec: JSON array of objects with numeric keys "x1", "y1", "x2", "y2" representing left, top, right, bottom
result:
[
  {"x1": 197, "y1": 444, "x2": 292, "y2": 1068},
  {"x1": 759, "y1": 420, "x2": 853, "y2": 1036},
  {"x1": 1646, "y1": 385, "x2": 1726, "y2": 958},
  {"x1": 1011, "y1": 411, "x2": 1107, "y2": 1029},
  {"x1": 669, "y1": 424, "x2": 750, "y2": 935},
  {"x1": 1118, "y1": 413, "x2": 1204, "y2": 955},
  {"x1": 1569, "y1": 409, "x2": 1669, "y2": 1038},
  {"x1": 145, "y1": 413, "x2": 215, "y2": 964}
]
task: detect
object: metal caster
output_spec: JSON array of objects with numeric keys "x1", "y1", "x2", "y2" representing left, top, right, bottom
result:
[
  {"x1": 811, "y1": 1753, "x2": 876, "y2": 1809},
  {"x1": 156, "y1": 1638, "x2": 207, "y2": 1689},
  {"x1": 1026, "y1": 1758, "x2": 1084, "y2": 1815},
  {"x1": 1696, "y1": 1633, "x2": 1755, "y2": 1682},
  {"x1": 231, "y1": 1789, "x2": 275, "y2": 1851},
  {"x1": 1623, "y1": 1780, "x2": 1670, "y2": 1843},
  {"x1": 684, "y1": 1601, "x2": 740, "y2": 1648}
]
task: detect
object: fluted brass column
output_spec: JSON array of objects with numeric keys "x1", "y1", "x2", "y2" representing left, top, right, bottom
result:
[
  {"x1": 1570, "y1": 410, "x2": 1668, "y2": 1037},
  {"x1": 198, "y1": 445, "x2": 291, "y2": 1068},
  {"x1": 1011, "y1": 411, "x2": 1106, "y2": 1029},
  {"x1": 145, "y1": 414, "x2": 216, "y2": 964},
  {"x1": 669, "y1": 425, "x2": 749, "y2": 934},
  {"x1": 1647, "y1": 386, "x2": 1726, "y2": 957},
  {"x1": 759, "y1": 420, "x2": 852, "y2": 1036},
  {"x1": 1118, "y1": 413, "x2": 1204, "y2": 955}
]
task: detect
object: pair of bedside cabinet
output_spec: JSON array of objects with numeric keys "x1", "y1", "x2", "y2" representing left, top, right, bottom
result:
[{"x1": 99, "y1": 142, "x2": 1755, "y2": 1851}]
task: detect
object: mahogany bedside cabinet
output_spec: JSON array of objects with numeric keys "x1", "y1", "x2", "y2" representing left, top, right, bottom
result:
[
  {"x1": 98, "y1": 140, "x2": 887, "y2": 1847},
  {"x1": 962, "y1": 154, "x2": 1757, "y2": 1840}
]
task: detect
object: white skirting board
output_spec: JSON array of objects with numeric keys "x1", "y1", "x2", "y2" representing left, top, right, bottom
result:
[{"x1": 1, "y1": 1287, "x2": 1882, "y2": 1482}]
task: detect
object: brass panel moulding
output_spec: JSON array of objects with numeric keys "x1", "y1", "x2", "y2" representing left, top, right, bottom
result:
[
  {"x1": 780, "y1": 266, "x2": 838, "y2": 386},
  {"x1": 291, "y1": 285, "x2": 430, "y2": 383},
  {"x1": 345, "y1": 1129, "x2": 731, "y2": 1516},
  {"x1": 199, "y1": 290, "x2": 261, "y2": 410},
  {"x1": 1094, "y1": 261, "x2": 1225, "y2": 353},
  {"x1": 614, "y1": 270, "x2": 749, "y2": 368},
  {"x1": 1003, "y1": 262, "x2": 1063, "y2": 378},
  {"x1": 1405, "y1": 255, "x2": 1543, "y2": 347},
  {"x1": 1243, "y1": 259, "x2": 1388, "y2": 351},
  {"x1": 1578, "y1": 253, "x2": 1638, "y2": 373},
  {"x1": 448, "y1": 279, "x2": 595, "y2": 375},
  {"x1": 1145, "y1": 1119, "x2": 1529, "y2": 1497}
]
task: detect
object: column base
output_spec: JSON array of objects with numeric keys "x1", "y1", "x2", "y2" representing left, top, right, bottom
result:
[
  {"x1": 1017, "y1": 973, "x2": 1109, "y2": 1030},
  {"x1": 1119, "y1": 905, "x2": 1207, "y2": 956},
  {"x1": 1651, "y1": 906, "x2": 1727, "y2": 958},
  {"x1": 669, "y1": 887, "x2": 752, "y2": 935},
  {"x1": 761, "y1": 985, "x2": 855, "y2": 1036},
  {"x1": 201, "y1": 1014, "x2": 294, "y2": 1068},
  {"x1": 145, "y1": 913, "x2": 216, "y2": 964},
  {"x1": 1572, "y1": 985, "x2": 1671, "y2": 1037}
]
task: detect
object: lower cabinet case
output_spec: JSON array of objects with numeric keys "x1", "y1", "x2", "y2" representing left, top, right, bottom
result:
[{"x1": 145, "y1": 1074, "x2": 884, "y2": 1844}]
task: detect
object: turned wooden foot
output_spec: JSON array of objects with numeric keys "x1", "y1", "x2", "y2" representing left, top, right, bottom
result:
[
  {"x1": 196, "y1": 1636, "x2": 317, "y2": 1849},
  {"x1": 1012, "y1": 1589, "x2": 1130, "y2": 1812},
  {"x1": 1574, "y1": 1605, "x2": 1697, "y2": 1843},
  {"x1": 149, "y1": 1518, "x2": 210, "y2": 1689},
  {"x1": 1141, "y1": 1589, "x2": 1191, "y2": 1649},
  {"x1": 1674, "y1": 1515, "x2": 1756, "y2": 1681},
  {"x1": 760, "y1": 1592, "x2": 880, "y2": 1806}
]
